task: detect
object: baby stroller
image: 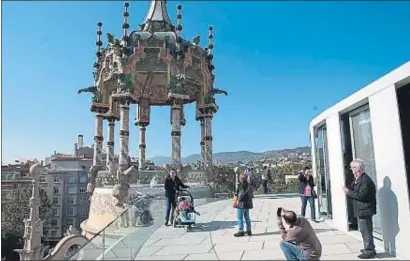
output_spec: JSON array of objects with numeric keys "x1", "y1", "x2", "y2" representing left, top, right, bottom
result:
[{"x1": 173, "y1": 189, "x2": 200, "y2": 232}]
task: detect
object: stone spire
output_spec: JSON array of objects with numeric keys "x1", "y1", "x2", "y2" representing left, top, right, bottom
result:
[
  {"x1": 15, "y1": 164, "x2": 44, "y2": 261},
  {"x1": 140, "y1": 0, "x2": 175, "y2": 32}
]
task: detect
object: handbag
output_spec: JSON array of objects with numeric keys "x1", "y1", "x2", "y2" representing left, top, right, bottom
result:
[
  {"x1": 232, "y1": 195, "x2": 238, "y2": 208},
  {"x1": 311, "y1": 189, "x2": 318, "y2": 199}
]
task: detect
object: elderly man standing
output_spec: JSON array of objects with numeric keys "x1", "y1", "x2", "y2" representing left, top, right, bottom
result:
[{"x1": 343, "y1": 159, "x2": 377, "y2": 259}]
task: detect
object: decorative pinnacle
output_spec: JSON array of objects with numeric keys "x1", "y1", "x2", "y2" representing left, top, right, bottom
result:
[
  {"x1": 122, "y1": 2, "x2": 130, "y2": 43},
  {"x1": 94, "y1": 22, "x2": 103, "y2": 79},
  {"x1": 176, "y1": 4, "x2": 183, "y2": 60},
  {"x1": 208, "y1": 25, "x2": 214, "y2": 56}
]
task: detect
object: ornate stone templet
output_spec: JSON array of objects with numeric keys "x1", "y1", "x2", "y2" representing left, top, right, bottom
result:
[
  {"x1": 79, "y1": 0, "x2": 227, "y2": 197},
  {"x1": 15, "y1": 164, "x2": 44, "y2": 261}
]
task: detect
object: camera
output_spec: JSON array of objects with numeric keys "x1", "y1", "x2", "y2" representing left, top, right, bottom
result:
[{"x1": 277, "y1": 207, "x2": 283, "y2": 217}]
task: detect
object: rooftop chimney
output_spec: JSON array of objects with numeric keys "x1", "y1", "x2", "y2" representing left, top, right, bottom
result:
[
  {"x1": 74, "y1": 143, "x2": 78, "y2": 158},
  {"x1": 77, "y1": 135, "x2": 84, "y2": 149}
]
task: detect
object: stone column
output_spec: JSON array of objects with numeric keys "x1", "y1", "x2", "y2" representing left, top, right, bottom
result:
[
  {"x1": 200, "y1": 118, "x2": 206, "y2": 162},
  {"x1": 112, "y1": 99, "x2": 135, "y2": 207},
  {"x1": 171, "y1": 101, "x2": 183, "y2": 170},
  {"x1": 138, "y1": 123, "x2": 147, "y2": 170},
  {"x1": 93, "y1": 113, "x2": 104, "y2": 166},
  {"x1": 136, "y1": 100, "x2": 150, "y2": 170},
  {"x1": 119, "y1": 101, "x2": 130, "y2": 170},
  {"x1": 204, "y1": 114, "x2": 213, "y2": 165},
  {"x1": 106, "y1": 117, "x2": 116, "y2": 171},
  {"x1": 87, "y1": 111, "x2": 105, "y2": 195}
]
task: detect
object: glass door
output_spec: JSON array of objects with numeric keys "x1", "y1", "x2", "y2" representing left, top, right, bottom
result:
[
  {"x1": 315, "y1": 126, "x2": 333, "y2": 218},
  {"x1": 349, "y1": 105, "x2": 381, "y2": 235}
]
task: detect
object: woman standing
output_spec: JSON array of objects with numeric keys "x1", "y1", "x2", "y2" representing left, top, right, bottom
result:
[
  {"x1": 298, "y1": 166, "x2": 318, "y2": 222},
  {"x1": 234, "y1": 174, "x2": 253, "y2": 237}
]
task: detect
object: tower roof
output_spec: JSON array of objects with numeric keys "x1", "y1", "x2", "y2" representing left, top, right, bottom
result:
[{"x1": 140, "y1": 0, "x2": 174, "y2": 32}]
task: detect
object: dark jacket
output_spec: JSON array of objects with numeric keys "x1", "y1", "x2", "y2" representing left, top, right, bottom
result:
[
  {"x1": 347, "y1": 173, "x2": 377, "y2": 218},
  {"x1": 298, "y1": 173, "x2": 315, "y2": 195},
  {"x1": 164, "y1": 175, "x2": 188, "y2": 199},
  {"x1": 236, "y1": 181, "x2": 253, "y2": 209}
]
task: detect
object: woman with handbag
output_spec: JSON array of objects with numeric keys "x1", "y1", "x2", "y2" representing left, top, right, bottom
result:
[
  {"x1": 298, "y1": 166, "x2": 319, "y2": 223},
  {"x1": 233, "y1": 173, "x2": 253, "y2": 237}
]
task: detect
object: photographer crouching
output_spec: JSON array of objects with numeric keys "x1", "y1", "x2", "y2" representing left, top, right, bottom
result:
[{"x1": 276, "y1": 207, "x2": 322, "y2": 260}]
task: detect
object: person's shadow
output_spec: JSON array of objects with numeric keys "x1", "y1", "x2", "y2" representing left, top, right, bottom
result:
[{"x1": 378, "y1": 177, "x2": 400, "y2": 257}]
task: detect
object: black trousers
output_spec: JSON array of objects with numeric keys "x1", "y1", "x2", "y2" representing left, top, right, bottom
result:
[
  {"x1": 359, "y1": 217, "x2": 375, "y2": 252},
  {"x1": 165, "y1": 197, "x2": 177, "y2": 223},
  {"x1": 262, "y1": 180, "x2": 268, "y2": 194}
]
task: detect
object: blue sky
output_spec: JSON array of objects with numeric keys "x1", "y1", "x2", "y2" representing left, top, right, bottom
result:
[{"x1": 2, "y1": 1, "x2": 410, "y2": 164}]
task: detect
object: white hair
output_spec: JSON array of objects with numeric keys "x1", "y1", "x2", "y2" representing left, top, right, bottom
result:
[{"x1": 350, "y1": 158, "x2": 365, "y2": 172}]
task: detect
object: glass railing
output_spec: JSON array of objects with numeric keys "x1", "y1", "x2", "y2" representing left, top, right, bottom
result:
[{"x1": 65, "y1": 191, "x2": 231, "y2": 261}]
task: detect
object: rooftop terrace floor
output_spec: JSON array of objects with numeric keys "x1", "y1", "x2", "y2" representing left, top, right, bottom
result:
[{"x1": 91, "y1": 194, "x2": 399, "y2": 260}]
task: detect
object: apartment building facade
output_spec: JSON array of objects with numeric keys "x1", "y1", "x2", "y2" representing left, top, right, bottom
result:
[
  {"x1": 40, "y1": 152, "x2": 92, "y2": 241},
  {"x1": 1, "y1": 162, "x2": 33, "y2": 199}
]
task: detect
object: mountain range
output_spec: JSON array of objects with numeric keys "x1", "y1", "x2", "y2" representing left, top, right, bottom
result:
[{"x1": 149, "y1": 146, "x2": 311, "y2": 165}]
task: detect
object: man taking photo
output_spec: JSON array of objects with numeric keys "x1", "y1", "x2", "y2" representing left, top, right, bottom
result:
[{"x1": 276, "y1": 207, "x2": 322, "y2": 260}]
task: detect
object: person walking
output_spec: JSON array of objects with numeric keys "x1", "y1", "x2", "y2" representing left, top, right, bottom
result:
[
  {"x1": 343, "y1": 159, "x2": 377, "y2": 259},
  {"x1": 164, "y1": 168, "x2": 189, "y2": 226},
  {"x1": 234, "y1": 173, "x2": 253, "y2": 237},
  {"x1": 298, "y1": 166, "x2": 318, "y2": 222},
  {"x1": 261, "y1": 166, "x2": 269, "y2": 194}
]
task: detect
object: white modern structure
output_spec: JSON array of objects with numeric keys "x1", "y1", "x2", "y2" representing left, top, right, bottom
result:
[{"x1": 309, "y1": 61, "x2": 410, "y2": 259}]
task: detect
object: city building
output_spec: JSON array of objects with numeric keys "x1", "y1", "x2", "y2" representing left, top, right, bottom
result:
[
  {"x1": 40, "y1": 135, "x2": 93, "y2": 242},
  {"x1": 309, "y1": 61, "x2": 410, "y2": 258},
  {"x1": 1, "y1": 160, "x2": 37, "y2": 198}
]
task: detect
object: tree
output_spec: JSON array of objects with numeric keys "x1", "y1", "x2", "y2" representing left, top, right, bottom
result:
[{"x1": 1, "y1": 187, "x2": 52, "y2": 261}]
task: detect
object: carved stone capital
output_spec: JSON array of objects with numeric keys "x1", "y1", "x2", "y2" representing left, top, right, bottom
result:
[
  {"x1": 107, "y1": 117, "x2": 116, "y2": 124},
  {"x1": 171, "y1": 130, "x2": 181, "y2": 136},
  {"x1": 94, "y1": 136, "x2": 103, "y2": 142},
  {"x1": 91, "y1": 104, "x2": 110, "y2": 113},
  {"x1": 119, "y1": 130, "x2": 129, "y2": 137}
]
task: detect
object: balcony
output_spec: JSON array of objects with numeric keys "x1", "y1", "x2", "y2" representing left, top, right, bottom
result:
[{"x1": 60, "y1": 194, "x2": 399, "y2": 261}]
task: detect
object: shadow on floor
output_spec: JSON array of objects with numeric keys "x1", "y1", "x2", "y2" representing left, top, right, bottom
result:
[
  {"x1": 250, "y1": 228, "x2": 335, "y2": 237},
  {"x1": 255, "y1": 194, "x2": 300, "y2": 200},
  {"x1": 376, "y1": 252, "x2": 397, "y2": 259},
  {"x1": 191, "y1": 220, "x2": 237, "y2": 232}
]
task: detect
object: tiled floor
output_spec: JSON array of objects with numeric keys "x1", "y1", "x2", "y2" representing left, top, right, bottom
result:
[{"x1": 90, "y1": 195, "x2": 398, "y2": 260}]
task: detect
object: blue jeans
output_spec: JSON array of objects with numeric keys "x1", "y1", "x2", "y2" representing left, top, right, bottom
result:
[
  {"x1": 237, "y1": 208, "x2": 251, "y2": 232},
  {"x1": 301, "y1": 196, "x2": 315, "y2": 220},
  {"x1": 280, "y1": 240, "x2": 309, "y2": 260},
  {"x1": 165, "y1": 197, "x2": 176, "y2": 223}
]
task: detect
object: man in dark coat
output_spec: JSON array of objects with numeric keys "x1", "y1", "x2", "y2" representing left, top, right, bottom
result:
[
  {"x1": 343, "y1": 159, "x2": 377, "y2": 259},
  {"x1": 164, "y1": 168, "x2": 189, "y2": 226}
]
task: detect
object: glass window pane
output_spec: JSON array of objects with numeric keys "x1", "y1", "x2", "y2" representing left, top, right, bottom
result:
[{"x1": 350, "y1": 107, "x2": 381, "y2": 234}]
